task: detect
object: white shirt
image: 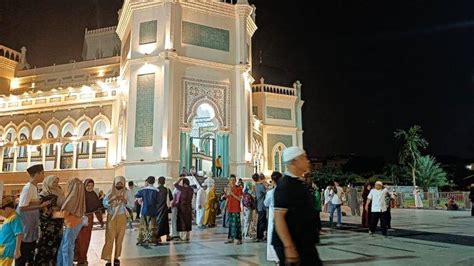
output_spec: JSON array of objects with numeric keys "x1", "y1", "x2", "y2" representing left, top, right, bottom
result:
[
  {"x1": 18, "y1": 182, "x2": 39, "y2": 207},
  {"x1": 367, "y1": 189, "x2": 388, "y2": 212},
  {"x1": 330, "y1": 190, "x2": 342, "y2": 205}
]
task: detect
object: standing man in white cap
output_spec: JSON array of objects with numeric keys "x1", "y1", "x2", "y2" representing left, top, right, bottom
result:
[
  {"x1": 365, "y1": 181, "x2": 391, "y2": 237},
  {"x1": 272, "y1": 146, "x2": 322, "y2": 265}
]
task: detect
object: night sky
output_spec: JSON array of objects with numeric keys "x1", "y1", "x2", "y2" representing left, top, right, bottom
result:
[{"x1": 1, "y1": 0, "x2": 473, "y2": 161}]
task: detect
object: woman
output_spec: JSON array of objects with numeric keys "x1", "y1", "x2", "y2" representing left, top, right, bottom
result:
[
  {"x1": 101, "y1": 176, "x2": 135, "y2": 266},
  {"x1": 174, "y1": 177, "x2": 194, "y2": 241},
  {"x1": 264, "y1": 172, "x2": 282, "y2": 264},
  {"x1": 361, "y1": 182, "x2": 372, "y2": 228},
  {"x1": 57, "y1": 178, "x2": 86, "y2": 266},
  {"x1": 35, "y1": 175, "x2": 65, "y2": 265},
  {"x1": 348, "y1": 184, "x2": 360, "y2": 216},
  {"x1": 242, "y1": 182, "x2": 253, "y2": 238},
  {"x1": 328, "y1": 186, "x2": 342, "y2": 227},
  {"x1": 203, "y1": 181, "x2": 218, "y2": 227},
  {"x1": 156, "y1": 176, "x2": 172, "y2": 242},
  {"x1": 75, "y1": 179, "x2": 102, "y2": 265},
  {"x1": 224, "y1": 175, "x2": 243, "y2": 245}
]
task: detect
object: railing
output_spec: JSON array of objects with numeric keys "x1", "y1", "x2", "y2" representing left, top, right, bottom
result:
[
  {"x1": 85, "y1": 26, "x2": 117, "y2": 36},
  {"x1": 251, "y1": 83, "x2": 296, "y2": 96},
  {"x1": 0, "y1": 45, "x2": 20, "y2": 62}
]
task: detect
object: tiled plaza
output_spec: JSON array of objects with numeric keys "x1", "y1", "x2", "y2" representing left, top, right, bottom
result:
[{"x1": 86, "y1": 209, "x2": 474, "y2": 265}]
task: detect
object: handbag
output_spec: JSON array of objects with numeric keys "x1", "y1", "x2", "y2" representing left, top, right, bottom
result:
[{"x1": 81, "y1": 215, "x2": 89, "y2": 227}]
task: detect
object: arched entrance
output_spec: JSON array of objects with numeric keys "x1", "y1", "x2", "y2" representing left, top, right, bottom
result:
[{"x1": 189, "y1": 103, "x2": 218, "y2": 176}]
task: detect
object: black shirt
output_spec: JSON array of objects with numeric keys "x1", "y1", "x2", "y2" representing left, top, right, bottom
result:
[{"x1": 272, "y1": 175, "x2": 318, "y2": 249}]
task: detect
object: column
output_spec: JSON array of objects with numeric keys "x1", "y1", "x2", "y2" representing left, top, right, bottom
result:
[
  {"x1": 26, "y1": 145, "x2": 32, "y2": 167},
  {"x1": 216, "y1": 132, "x2": 230, "y2": 178},
  {"x1": 55, "y1": 143, "x2": 62, "y2": 170},
  {"x1": 179, "y1": 130, "x2": 190, "y2": 171},
  {"x1": 72, "y1": 142, "x2": 78, "y2": 169},
  {"x1": 105, "y1": 140, "x2": 109, "y2": 167},
  {"x1": 88, "y1": 140, "x2": 94, "y2": 168},
  {"x1": 12, "y1": 147, "x2": 18, "y2": 172},
  {"x1": 0, "y1": 147, "x2": 4, "y2": 172},
  {"x1": 41, "y1": 144, "x2": 46, "y2": 166}
]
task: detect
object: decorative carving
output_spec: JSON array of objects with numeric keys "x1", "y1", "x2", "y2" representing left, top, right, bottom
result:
[{"x1": 181, "y1": 77, "x2": 230, "y2": 130}]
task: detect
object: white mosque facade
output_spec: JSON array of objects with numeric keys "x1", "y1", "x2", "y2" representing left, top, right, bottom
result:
[{"x1": 0, "y1": 0, "x2": 304, "y2": 193}]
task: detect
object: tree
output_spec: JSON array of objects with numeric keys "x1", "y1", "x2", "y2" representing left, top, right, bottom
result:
[
  {"x1": 383, "y1": 163, "x2": 411, "y2": 186},
  {"x1": 312, "y1": 166, "x2": 344, "y2": 188},
  {"x1": 414, "y1": 155, "x2": 448, "y2": 191},
  {"x1": 394, "y1": 125, "x2": 429, "y2": 189}
]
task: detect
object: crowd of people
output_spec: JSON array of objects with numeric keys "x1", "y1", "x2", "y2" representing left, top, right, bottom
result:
[{"x1": 1, "y1": 146, "x2": 473, "y2": 266}]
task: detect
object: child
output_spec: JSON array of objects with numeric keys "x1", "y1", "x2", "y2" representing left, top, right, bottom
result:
[{"x1": 0, "y1": 195, "x2": 23, "y2": 265}]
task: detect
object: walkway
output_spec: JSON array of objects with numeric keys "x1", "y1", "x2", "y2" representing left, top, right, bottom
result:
[{"x1": 86, "y1": 209, "x2": 474, "y2": 265}]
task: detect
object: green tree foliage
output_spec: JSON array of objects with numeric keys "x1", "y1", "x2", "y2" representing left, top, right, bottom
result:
[
  {"x1": 394, "y1": 125, "x2": 429, "y2": 187},
  {"x1": 413, "y1": 155, "x2": 448, "y2": 191},
  {"x1": 383, "y1": 163, "x2": 411, "y2": 186},
  {"x1": 312, "y1": 166, "x2": 343, "y2": 188}
]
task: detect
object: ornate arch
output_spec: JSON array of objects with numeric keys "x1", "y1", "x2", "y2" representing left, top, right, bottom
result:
[
  {"x1": 92, "y1": 114, "x2": 111, "y2": 134},
  {"x1": 186, "y1": 98, "x2": 223, "y2": 128},
  {"x1": 181, "y1": 77, "x2": 230, "y2": 130},
  {"x1": 271, "y1": 142, "x2": 287, "y2": 173}
]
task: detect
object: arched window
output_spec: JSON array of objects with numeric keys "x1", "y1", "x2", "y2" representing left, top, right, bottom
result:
[
  {"x1": 94, "y1": 120, "x2": 107, "y2": 151},
  {"x1": 272, "y1": 143, "x2": 286, "y2": 172},
  {"x1": 19, "y1": 133, "x2": 28, "y2": 158},
  {"x1": 32, "y1": 126, "x2": 44, "y2": 140}
]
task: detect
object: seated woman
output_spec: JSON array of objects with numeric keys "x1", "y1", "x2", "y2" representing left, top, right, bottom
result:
[{"x1": 446, "y1": 197, "x2": 459, "y2": 210}]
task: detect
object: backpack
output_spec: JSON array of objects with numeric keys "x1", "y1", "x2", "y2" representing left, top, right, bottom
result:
[{"x1": 242, "y1": 192, "x2": 255, "y2": 209}]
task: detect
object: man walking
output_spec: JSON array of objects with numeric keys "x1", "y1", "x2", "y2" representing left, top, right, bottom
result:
[
  {"x1": 365, "y1": 181, "x2": 391, "y2": 237},
  {"x1": 273, "y1": 147, "x2": 322, "y2": 265}
]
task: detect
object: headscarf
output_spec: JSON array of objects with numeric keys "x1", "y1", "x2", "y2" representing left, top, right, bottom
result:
[
  {"x1": 40, "y1": 175, "x2": 66, "y2": 207},
  {"x1": 61, "y1": 178, "x2": 86, "y2": 217},
  {"x1": 107, "y1": 176, "x2": 128, "y2": 220},
  {"x1": 84, "y1": 179, "x2": 101, "y2": 213}
]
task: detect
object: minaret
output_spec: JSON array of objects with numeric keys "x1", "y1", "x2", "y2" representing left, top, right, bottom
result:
[{"x1": 115, "y1": 0, "x2": 257, "y2": 179}]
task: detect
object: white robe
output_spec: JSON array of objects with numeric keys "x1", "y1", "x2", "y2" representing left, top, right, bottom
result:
[
  {"x1": 414, "y1": 189, "x2": 423, "y2": 208},
  {"x1": 263, "y1": 188, "x2": 279, "y2": 263},
  {"x1": 195, "y1": 188, "x2": 207, "y2": 226}
]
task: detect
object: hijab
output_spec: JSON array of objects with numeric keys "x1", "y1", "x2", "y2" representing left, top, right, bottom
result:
[
  {"x1": 61, "y1": 178, "x2": 86, "y2": 217},
  {"x1": 84, "y1": 179, "x2": 101, "y2": 213},
  {"x1": 40, "y1": 175, "x2": 66, "y2": 207},
  {"x1": 107, "y1": 176, "x2": 128, "y2": 220}
]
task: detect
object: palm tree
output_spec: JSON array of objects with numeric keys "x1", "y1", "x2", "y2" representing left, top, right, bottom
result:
[
  {"x1": 414, "y1": 155, "x2": 448, "y2": 191},
  {"x1": 394, "y1": 125, "x2": 429, "y2": 189}
]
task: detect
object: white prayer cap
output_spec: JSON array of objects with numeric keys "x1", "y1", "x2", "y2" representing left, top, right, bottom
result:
[
  {"x1": 197, "y1": 171, "x2": 204, "y2": 176},
  {"x1": 375, "y1": 181, "x2": 383, "y2": 186},
  {"x1": 282, "y1": 146, "x2": 306, "y2": 163}
]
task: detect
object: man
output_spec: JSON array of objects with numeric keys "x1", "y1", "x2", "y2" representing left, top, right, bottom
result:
[
  {"x1": 16, "y1": 164, "x2": 50, "y2": 266},
  {"x1": 253, "y1": 173, "x2": 267, "y2": 242},
  {"x1": 365, "y1": 181, "x2": 391, "y2": 238},
  {"x1": 273, "y1": 147, "x2": 322, "y2": 265},
  {"x1": 129, "y1": 181, "x2": 141, "y2": 220},
  {"x1": 135, "y1": 176, "x2": 159, "y2": 245},
  {"x1": 195, "y1": 183, "x2": 207, "y2": 229},
  {"x1": 215, "y1": 155, "x2": 222, "y2": 177}
]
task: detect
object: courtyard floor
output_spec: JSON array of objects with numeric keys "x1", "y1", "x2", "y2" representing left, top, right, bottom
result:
[{"x1": 86, "y1": 208, "x2": 474, "y2": 265}]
